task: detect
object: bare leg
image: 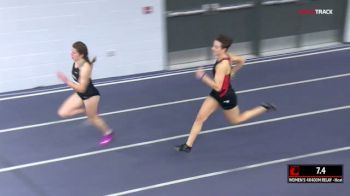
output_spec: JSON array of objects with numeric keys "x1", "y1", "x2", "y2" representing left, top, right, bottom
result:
[
  {"x1": 223, "y1": 105, "x2": 267, "y2": 125},
  {"x1": 186, "y1": 96, "x2": 220, "y2": 147},
  {"x1": 57, "y1": 93, "x2": 85, "y2": 118},
  {"x1": 83, "y1": 96, "x2": 112, "y2": 135}
]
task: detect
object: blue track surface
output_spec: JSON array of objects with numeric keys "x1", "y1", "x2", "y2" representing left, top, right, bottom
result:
[{"x1": 0, "y1": 46, "x2": 349, "y2": 196}]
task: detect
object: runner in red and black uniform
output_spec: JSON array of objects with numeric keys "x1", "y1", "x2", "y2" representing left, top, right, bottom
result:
[{"x1": 176, "y1": 34, "x2": 276, "y2": 152}]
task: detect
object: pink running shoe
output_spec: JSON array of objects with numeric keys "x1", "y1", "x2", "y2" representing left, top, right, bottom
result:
[{"x1": 99, "y1": 132, "x2": 114, "y2": 146}]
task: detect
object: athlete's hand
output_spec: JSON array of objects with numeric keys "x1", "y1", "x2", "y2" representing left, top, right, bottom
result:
[
  {"x1": 195, "y1": 68, "x2": 206, "y2": 80},
  {"x1": 56, "y1": 72, "x2": 68, "y2": 84}
]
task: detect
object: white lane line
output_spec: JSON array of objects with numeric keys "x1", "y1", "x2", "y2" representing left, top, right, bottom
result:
[
  {"x1": 1, "y1": 46, "x2": 350, "y2": 101},
  {"x1": 0, "y1": 104, "x2": 349, "y2": 174},
  {"x1": 0, "y1": 97, "x2": 203, "y2": 134},
  {"x1": 0, "y1": 45, "x2": 344, "y2": 98},
  {"x1": 106, "y1": 146, "x2": 350, "y2": 196},
  {"x1": 1, "y1": 72, "x2": 350, "y2": 134},
  {"x1": 0, "y1": 86, "x2": 68, "y2": 98}
]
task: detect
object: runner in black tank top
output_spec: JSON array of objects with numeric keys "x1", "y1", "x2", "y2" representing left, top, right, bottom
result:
[
  {"x1": 176, "y1": 35, "x2": 276, "y2": 153},
  {"x1": 57, "y1": 41, "x2": 113, "y2": 146},
  {"x1": 72, "y1": 63, "x2": 100, "y2": 100}
]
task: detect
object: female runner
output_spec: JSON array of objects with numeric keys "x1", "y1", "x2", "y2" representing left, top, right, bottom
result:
[
  {"x1": 176, "y1": 35, "x2": 275, "y2": 152},
  {"x1": 57, "y1": 41, "x2": 113, "y2": 146}
]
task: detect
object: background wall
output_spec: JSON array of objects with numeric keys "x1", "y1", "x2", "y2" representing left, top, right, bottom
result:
[
  {"x1": 166, "y1": 0, "x2": 348, "y2": 66},
  {"x1": 344, "y1": 0, "x2": 350, "y2": 42},
  {"x1": 0, "y1": 0, "x2": 349, "y2": 93},
  {"x1": 0, "y1": 0, "x2": 165, "y2": 93}
]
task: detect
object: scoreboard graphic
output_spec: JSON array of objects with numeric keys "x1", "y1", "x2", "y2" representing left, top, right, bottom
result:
[{"x1": 288, "y1": 165, "x2": 343, "y2": 183}]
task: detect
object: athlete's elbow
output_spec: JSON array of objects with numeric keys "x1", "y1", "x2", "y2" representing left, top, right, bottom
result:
[
  {"x1": 213, "y1": 85, "x2": 222, "y2": 92},
  {"x1": 236, "y1": 58, "x2": 246, "y2": 67},
  {"x1": 76, "y1": 87, "x2": 87, "y2": 93}
]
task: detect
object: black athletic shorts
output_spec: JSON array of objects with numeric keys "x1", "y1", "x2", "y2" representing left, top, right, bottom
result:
[
  {"x1": 77, "y1": 84, "x2": 100, "y2": 100},
  {"x1": 209, "y1": 89, "x2": 238, "y2": 110}
]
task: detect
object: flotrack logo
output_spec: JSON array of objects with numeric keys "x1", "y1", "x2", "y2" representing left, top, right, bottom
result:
[{"x1": 298, "y1": 9, "x2": 333, "y2": 15}]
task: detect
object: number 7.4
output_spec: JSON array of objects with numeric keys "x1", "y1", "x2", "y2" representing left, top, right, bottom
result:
[{"x1": 316, "y1": 167, "x2": 326, "y2": 175}]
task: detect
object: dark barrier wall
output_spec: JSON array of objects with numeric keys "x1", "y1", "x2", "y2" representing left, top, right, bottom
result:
[
  {"x1": 167, "y1": 0, "x2": 255, "y2": 52},
  {"x1": 167, "y1": 0, "x2": 249, "y2": 10},
  {"x1": 167, "y1": 0, "x2": 347, "y2": 54}
]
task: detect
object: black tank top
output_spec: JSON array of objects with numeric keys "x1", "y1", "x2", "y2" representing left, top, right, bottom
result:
[
  {"x1": 72, "y1": 63, "x2": 93, "y2": 85},
  {"x1": 212, "y1": 57, "x2": 233, "y2": 97}
]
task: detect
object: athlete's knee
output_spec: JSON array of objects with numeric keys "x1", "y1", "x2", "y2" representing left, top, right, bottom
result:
[
  {"x1": 57, "y1": 109, "x2": 69, "y2": 118},
  {"x1": 228, "y1": 116, "x2": 244, "y2": 125}
]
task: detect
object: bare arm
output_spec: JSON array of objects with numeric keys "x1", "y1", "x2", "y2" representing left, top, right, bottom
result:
[
  {"x1": 197, "y1": 61, "x2": 230, "y2": 92},
  {"x1": 228, "y1": 53, "x2": 246, "y2": 73}
]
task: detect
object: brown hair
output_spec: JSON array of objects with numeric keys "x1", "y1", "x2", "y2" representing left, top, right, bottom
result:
[
  {"x1": 72, "y1": 41, "x2": 96, "y2": 65},
  {"x1": 215, "y1": 34, "x2": 233, "y2": 51}
]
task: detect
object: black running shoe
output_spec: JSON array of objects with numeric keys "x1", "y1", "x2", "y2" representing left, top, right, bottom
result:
[
  {"x1": 261, "y1": 103, "x2": 277, "y2": 111},
  {"x1": 175, "y1": 143, "x2": 192, "y2": 153}
]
